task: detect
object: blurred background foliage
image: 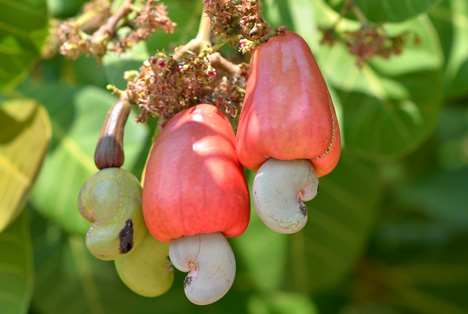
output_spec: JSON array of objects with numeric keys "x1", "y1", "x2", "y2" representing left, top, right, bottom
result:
[{"x1": 1, "y1": 0, "x2": 467, "y2": 313}]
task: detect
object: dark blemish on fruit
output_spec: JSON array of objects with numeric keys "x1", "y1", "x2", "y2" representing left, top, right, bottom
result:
[
  {"x1": 119, "y1": 219, "x2": 134, "y2": 253},
  {"x1": 184, "y1": 276, "x2": 193, "y2": 288},
  {"x1": 299, "y1": 202, "x2": 308, "y2": 217}
]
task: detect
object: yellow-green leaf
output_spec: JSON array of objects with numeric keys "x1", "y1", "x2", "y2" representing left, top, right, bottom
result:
[{"x1": 0, "y1": 99, "x2": 51, "y2": 232}]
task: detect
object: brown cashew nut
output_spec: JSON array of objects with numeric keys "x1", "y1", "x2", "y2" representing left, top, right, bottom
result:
[{"x1": 94, "y1": 98, "x2": 131, "y2": 170}]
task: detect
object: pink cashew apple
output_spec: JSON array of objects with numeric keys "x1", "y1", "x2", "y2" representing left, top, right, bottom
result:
[
  {"x1": 236, "y1": 31, "x2": 341, "y2": 234},
  {"x1": 142, "y1": 104, "x2": 250, "y2": 305}
]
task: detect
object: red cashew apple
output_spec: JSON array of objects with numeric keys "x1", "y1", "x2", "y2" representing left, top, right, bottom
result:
[
  {"x1": 142, "y1": 104, "x2": 250, "y2": 305},
  {"x1": 236, "y1": 31, "x2": 341, "y2": 234}
]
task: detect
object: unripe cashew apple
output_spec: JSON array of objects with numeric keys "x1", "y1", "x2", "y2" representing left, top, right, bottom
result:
[
  {"x1": 78, "y1": 168, "x2": 147, "y2": 260},
  {"x1": 142, "y1": 104, "x2": 250, "y2": 243},
  {"x1": 142, "y1": 104, "x2": 250, "y2": 305},
  {"x1": 115, "y1": 233, "x2": 174, "y2": 297},
  {"x1": 236, "y1": 31, "x2": 341, "y2": 234}
]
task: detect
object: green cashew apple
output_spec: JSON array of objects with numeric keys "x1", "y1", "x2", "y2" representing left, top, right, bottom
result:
[
  {"x1": 78, "y1": 168, "x2": 147, "y2": 260},
  {"x1": 115, "y1": 233, "x2": 174, "y2": 297}
]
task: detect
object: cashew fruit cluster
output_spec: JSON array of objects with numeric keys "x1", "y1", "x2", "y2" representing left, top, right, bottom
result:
[
  {"x1": 78, "y1": 167, "x2": 174, "y2": 297},
  {"x1": 78, "y1": 101, "x2": 173, "y2": 298},
  {"x1": 78, "y1": 31, "x2": 340, "y2": 306}
]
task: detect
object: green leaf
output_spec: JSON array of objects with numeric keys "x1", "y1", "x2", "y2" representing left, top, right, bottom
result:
[
  {"x1": 286, "y1": 151, "x2": 383, "y2": 294},
  {"x1": 396, "y1": 167, "x2": 468, "y2": 227},
  {"x1": 0, "y1": 210, "x2": 34, "y2": 314},
  {"x1": 430, "y1": 0, "x2": 468, "y2": 99},
  {"x1": 18, "y1": 84, "x2": 149, "y2": 235},
  {"x1": 47, "y1": 0, "x2": 87, "y2": 18},
  {"x1": 0, "y1": 99, "x2": 51, "y2": 232},
  {"x1": 315, "y1": 14, "x2": 443, "y2": 160},
  {"x1": 365, "y1": 198, "x2": 468, "y2": 313},
  {"x1": 353, "y1": 0, "x2": 441, "y2": 23},
  {"x1": 0, "y1": 0, "x2": 49, "y2": 89},
  {"x1": 247, "y1": 292, "x2": 318, "y2": 314}
]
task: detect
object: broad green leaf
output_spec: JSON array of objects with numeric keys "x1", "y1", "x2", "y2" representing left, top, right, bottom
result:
[
  {"x1": 286, "y1": 151, "x2": 383, "y2": 294},
  {"x1": 430, "y1": 0, "x2": 468, "y2": 99},
  {"x1": 0, "y1": 0, "x2": 49, "y2": 89},
  {"x1": 18, "y1": 84, "x2": 149, "y2": 235},
  {"x1": 0, "y1": 210, "x2": 34, "y2": 314},
  {"x1": 308, "y1": 5, "x2": 443, "y2": 160},
  {"x1": 396, "y1": 167, "x2": 468, "y2": 227},
  {"x1": 232, "y1": 170, "x2": 289, "y2": 292},
  {"x1": 353, "y1": 0, "x2": 441, "y2": 23},
  {"x1": 0, "y1": 99, "x2": 51, "y2": 232},
  {"x1": 394, "y1": 105, "x2": 468, "y2": 226}
]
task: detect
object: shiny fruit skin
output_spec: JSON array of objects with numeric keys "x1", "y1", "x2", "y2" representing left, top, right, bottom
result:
[
  {"x1": 115, "y1": 233, "x2": 174, "y2": 297},
  {"x1": 142, "y1": 104, "x2": 250, "y2": 242},
  {"x1": 236, "y1": 31, "x2": 341, "y2": 177}
]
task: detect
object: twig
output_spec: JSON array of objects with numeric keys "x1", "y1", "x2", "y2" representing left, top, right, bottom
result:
[
  {"x1": 92, "y1": 0, "x2": 135, "y2": 42},
  {"x1": 173, "y1": 11, "x2": 212, "y2": 60},
  {"x1": 208, "y1": 53, "x2": 241, "y2": 76}
]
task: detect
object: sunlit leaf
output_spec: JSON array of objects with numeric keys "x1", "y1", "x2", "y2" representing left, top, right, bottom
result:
[
  {"x1": 17, "y1": 84, "x2": 149, "y2": 235},
  {"x1": 0, "y1": 0, "x2": 48, "y2": 89},
  {"x1": 0, "y1": 99, "x2": 51, "y2": 232},
  {"x1": 0, "y1": 210, "x2": 34, "y2": 314}
]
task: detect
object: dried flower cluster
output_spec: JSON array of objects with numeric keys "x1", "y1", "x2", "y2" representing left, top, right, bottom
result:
[
  {"x1": 203, "y1": 0, "x2": 276, "y2": 52},
  {"x1": 320, "y1": 23, "x2": 410, "y2": 67},
  {"x1": 125, "y1": 49, "x2": 248, "y2": 128},
  {"x1": 58, "y1": 0, "x2": 175, "y2": 60},
  {"x1": 112, "y1": 0, "x2": 176, "y2": 53},
  {"x1": 319, "y1": 0, "x2": 413, "y2": 67}
]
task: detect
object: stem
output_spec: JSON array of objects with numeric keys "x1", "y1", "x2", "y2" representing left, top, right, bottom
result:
[
  {"x1": 173, "y1": 10, "x2": 212, "y2": 60},
  {"x1": 92, "y1": 0, "x2": 135, "y2": 41},
  {"x1": 208, "y1": 53, "x2": 241, "y2": 76},
  {"x1": 195, "y1": 12, "x2": 211, "y2": 45},
  {"x1": 348, "y1": 0, "x2": 369, "y2": 26}
]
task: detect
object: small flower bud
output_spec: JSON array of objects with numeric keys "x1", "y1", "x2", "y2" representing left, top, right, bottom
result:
[{"x1": 206, "y1": 65, "x2": 216, "y2": 77}]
